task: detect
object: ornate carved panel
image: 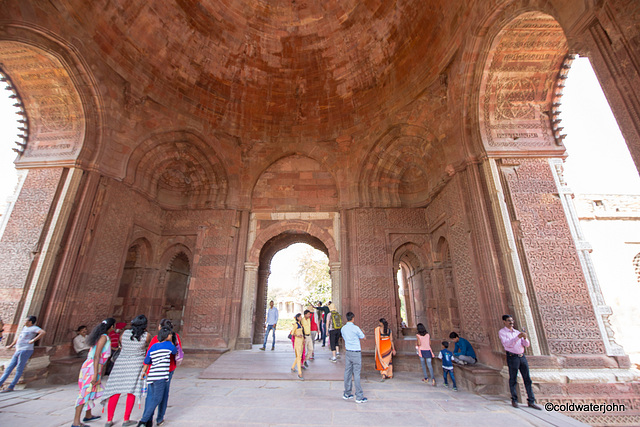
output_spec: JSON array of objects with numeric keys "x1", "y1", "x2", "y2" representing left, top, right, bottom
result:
[
  {"x1": 501, "y1": 158, "x2": 605, "y2": 354},
  {"x1": 0, "y1": 42, "x2": 85, "y2": 164},
  {"x1": 479, "y1": 13, "x2": 568, "y2": 151}
]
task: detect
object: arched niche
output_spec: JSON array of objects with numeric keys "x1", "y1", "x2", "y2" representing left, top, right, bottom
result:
[
  {"x1": 424, "y1": 236, "x2": 461, "y2": 341},
  {"x1": 358, "y1": 124, "x2": 438, "y2": 208},
  {"x1": 0, "y1": 27, "x2": 101, "y2": 168},
  {"x1": 393, "y1": 244, "x2": 429, "y2": 333},
  {"x1": 476, "y1": 11, "x2": 569, "y2": 156},
  {"x1": 125, "y1": 130, "x2": 229, "y2": 209},
  {"x1": 162, "y1": 251, "x2": 191, "y2": 333},
  {"x1": 113, "y1": 238, "x2": 153, "y2": 322}
]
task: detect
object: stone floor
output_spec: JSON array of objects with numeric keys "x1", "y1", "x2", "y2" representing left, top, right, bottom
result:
[{"x1": 0, "y1": 335, "x2": 587, "y2": 427}]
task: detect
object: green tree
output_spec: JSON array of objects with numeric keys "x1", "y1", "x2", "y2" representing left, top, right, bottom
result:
[{"x1": 296, "y1": 247, "x2": 331, "y2": 306}]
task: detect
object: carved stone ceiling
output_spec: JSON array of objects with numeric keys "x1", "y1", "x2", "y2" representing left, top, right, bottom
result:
[{"x1": 58, "y1": 0, "x2": 466, "y2": 141}]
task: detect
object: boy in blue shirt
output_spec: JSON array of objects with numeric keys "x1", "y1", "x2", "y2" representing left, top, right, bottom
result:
[
  {"x1": 139, "y1": 327, "x2": 176, "y2": 427},
  {"x1": 438, "y1": 341, "x2": 457, "y2": 391}
]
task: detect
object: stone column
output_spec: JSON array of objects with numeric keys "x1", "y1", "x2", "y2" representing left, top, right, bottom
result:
[
  {"x1": 329, "y1": 261, "x2": 341, "y2": 312},
  {"x1": 236, "y1": 262, "x2": 258, "y2": 349},
  {"x1": 482, "y1": 159, "x2": 542, "y2": 355},
  {"x1": 17, "y1": 167, "x2": 83, "y2": 325},
  {"x1": 254, "y1": 267, "x2": 271, "y2": 345},
  {"x1": 549, "y1": 159, "x2": 625, "y2": 356},
  {"x1": 583, "y1": 9, "x2": 640, "y2": 173}
]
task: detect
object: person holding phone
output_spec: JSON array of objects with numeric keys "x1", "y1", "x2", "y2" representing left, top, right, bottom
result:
[{"x1": 499, "y1": 314, "x2": 541, "y2": 410}]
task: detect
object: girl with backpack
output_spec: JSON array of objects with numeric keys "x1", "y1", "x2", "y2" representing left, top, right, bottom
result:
[{"x1": 326, "y1": 303, "x2": 342, "y2": 362}]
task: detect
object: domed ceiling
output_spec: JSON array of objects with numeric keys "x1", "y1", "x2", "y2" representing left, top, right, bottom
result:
[{"x1": 61, "y1": 0, "x2": 466, "y2": 140}]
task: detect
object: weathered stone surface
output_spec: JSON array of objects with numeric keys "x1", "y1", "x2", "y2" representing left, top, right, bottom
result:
[{"x1": 1, "y1": 1, "x2": 640, "y2": 424}]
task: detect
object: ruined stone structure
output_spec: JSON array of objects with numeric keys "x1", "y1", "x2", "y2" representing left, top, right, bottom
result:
[{"x1": 1, "y1": 1, "x2": 639, "y2": 424}]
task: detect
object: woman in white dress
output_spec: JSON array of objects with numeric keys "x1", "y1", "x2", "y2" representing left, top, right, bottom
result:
[{"x1": 101, "y1": 315, "x2": 150, "y2": 427}]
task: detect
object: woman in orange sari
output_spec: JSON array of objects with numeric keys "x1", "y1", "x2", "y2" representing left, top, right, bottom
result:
[{"x1": 374, "y1": 318, "x2": 396, "y2": 381}]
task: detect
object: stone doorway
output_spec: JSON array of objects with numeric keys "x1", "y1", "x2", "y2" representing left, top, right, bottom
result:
[
  {"x1": 252, "y1": 232, "x2": 332, "y2": 345},
  {"x1": 393, "y1": 243, "x2": 429, "y2": 336}
]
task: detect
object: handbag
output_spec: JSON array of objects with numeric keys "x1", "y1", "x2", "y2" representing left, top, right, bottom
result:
[{"x1": 175, "y1": 341, "x2": 184, "y2": 367}]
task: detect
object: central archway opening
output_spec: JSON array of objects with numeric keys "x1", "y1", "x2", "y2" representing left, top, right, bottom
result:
[{"x1": 253, "y1": 233, "x2": 331, "y2": 346}]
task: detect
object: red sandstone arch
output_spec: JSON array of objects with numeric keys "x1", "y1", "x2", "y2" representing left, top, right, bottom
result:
[
  {"x1": 0, "y1": 24, "x2": 102, "y2": 168},
  {"x1": 252, "y1": 228, "x2": 332, "y2": 344},
  {"x1": 159, "y1": 243, "x2": 194, "y2": 269},
  {"x1": 467, "y1": 5, "x2": 570, "y2": 156},
  {"x1": 125, "y1": 130, "x2": 229, "y2": 209},
  {"x1": 358, "y1": 124, "x2": 438, "y2": 208},
  {"x1": 248, "y1": 220, "x2": 338, "y2": 265},
  {"x1": 392, "y1": 242, "x2": 429, "y2": 331},
  {"x1": 113, "y1": 238, "x2": 153, "y2": 322},
  {"x1": 159, "y1": 246, "x2": 192, "y2": 332}
]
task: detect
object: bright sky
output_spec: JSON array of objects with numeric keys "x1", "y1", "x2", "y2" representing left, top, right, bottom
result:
[
  {"x1": 268, "y1": 243, "x2": 326, "y2": 294},
  {"x1": 561, "y1": 57, "x2": 640, "y2": 194},
  {"x1": 0, "y1": 85, "x2": 20, "y2": 205}
]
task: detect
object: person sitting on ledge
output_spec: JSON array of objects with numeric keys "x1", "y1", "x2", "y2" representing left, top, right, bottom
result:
[
  {"x1": 73, "y1": 325, "x2": 91, "y2": 359},
  {"x1": 449, "y1": 332, "x2": 477, "y2": 365}
]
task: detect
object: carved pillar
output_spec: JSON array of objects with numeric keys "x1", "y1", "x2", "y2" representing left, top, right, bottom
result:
[
  {"x1": 329, "y1": 261, "x2": 341, "y2": 312},
  {"x1": 482, "y1": 159, "x2": 542, "y2": 355},
  {"x1": 549, "y1": 159, "x2": 625, "y2": 356},
  {"x1": 584, "y1": 7, "x2": 640, "y2": 173},
  {"x1": 236, "y1": 262, "x2": 258, "y2": 349},
  {"x1": 16, "y1": 168, "x2": 83, "y2": 326},
  {"x1": 494, "y1": 157, "x2": 606, "y2": 355},
  {"x1": 253, "y1": 267, "x2": 271, "y2": 345}
]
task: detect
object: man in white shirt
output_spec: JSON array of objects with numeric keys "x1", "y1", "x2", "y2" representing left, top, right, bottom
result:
[
  {"x1": 0, "y1": 315, "x2": 46, "y2": 392},
  {"x1": 260, "y1": 300, "x2": 279, "y2": 351}
]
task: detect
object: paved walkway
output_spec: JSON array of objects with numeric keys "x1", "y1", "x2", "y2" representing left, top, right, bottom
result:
[{"x1": 0, "y1": 336, "x2": 587, "y2": 427}]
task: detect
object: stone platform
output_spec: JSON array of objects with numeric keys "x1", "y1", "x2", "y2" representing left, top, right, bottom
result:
[{"x1": 0, "y1": 336, "x2": 588, "y2": 426}]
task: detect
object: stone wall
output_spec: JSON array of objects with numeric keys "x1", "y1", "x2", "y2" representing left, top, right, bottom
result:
[{"x1": 0, "y1": 168, "x2": 63, "y2": 329}]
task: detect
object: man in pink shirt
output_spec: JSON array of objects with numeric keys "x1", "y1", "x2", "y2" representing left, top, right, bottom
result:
[{"x1": 499, "y1": 314, "x2": 541, "y2": 410}]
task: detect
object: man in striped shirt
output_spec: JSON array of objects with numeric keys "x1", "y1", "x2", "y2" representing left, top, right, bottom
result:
[{"x1": 139, "y1": 327, "x2": 176, "y2": 427}]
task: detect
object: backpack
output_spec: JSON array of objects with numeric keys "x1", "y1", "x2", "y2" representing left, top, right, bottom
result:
[
  {"x1": 175, "y1": 336, "x2": 184, "y2": 367},
  {"x1": 330, "y1": 311, "x2": 343, "y2": 329}
]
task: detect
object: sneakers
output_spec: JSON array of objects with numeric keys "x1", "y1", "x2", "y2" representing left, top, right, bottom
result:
[
  {"x1": 453, "y1": 387, "x2": 458, "y2": 391},
  {"x1": 259, "y1": 347, "x2": 265, "y2": 351},
  {"x1": 156, "y1": 422, "x2": 165, "y2": 427},
  {"x1": 330, "y1": 357, "x2": 337, "y2": 363},
  {"x1": 83, "y1": 415, "x2": 101, "y2": 422},
  {"x1": 342, "y1": 393, "x2": 354, "y2": 400},
  {"x1": 122, "y1": 422, "x2": 138, "y2": 427},
  {"x1": 443, "y1": 382, "x2": 449, "y2": 387},
  {"x1": 271, "y1": 347, "x2": 274, "y2": 351},
  {"x1": 304, "y1": 361, "x2": 309, "y2": 368},
  {"x1": 355, "y1": 397, "x2": 368, "y2": 404}
]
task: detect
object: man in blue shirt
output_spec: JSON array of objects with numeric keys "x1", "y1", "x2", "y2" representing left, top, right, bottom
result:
[
  {"x1": 341, "y1": 312, "x2": 367, "y2": 403},
  {"x1": 260, "y1": 300, "x2": 279, "y2": 351},
  {"x1": 449, "y1": 332, "x2": 477, "y2": 365}
]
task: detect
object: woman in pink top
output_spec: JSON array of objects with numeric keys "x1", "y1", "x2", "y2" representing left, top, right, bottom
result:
[{"x1": 416, "y1": 323, "x2": 436, "y2": 386}]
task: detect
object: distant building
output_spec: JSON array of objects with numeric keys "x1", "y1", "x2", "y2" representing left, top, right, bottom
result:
[{"x1": 574, "y1": 194, "x2": 640, "y2": 365}]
